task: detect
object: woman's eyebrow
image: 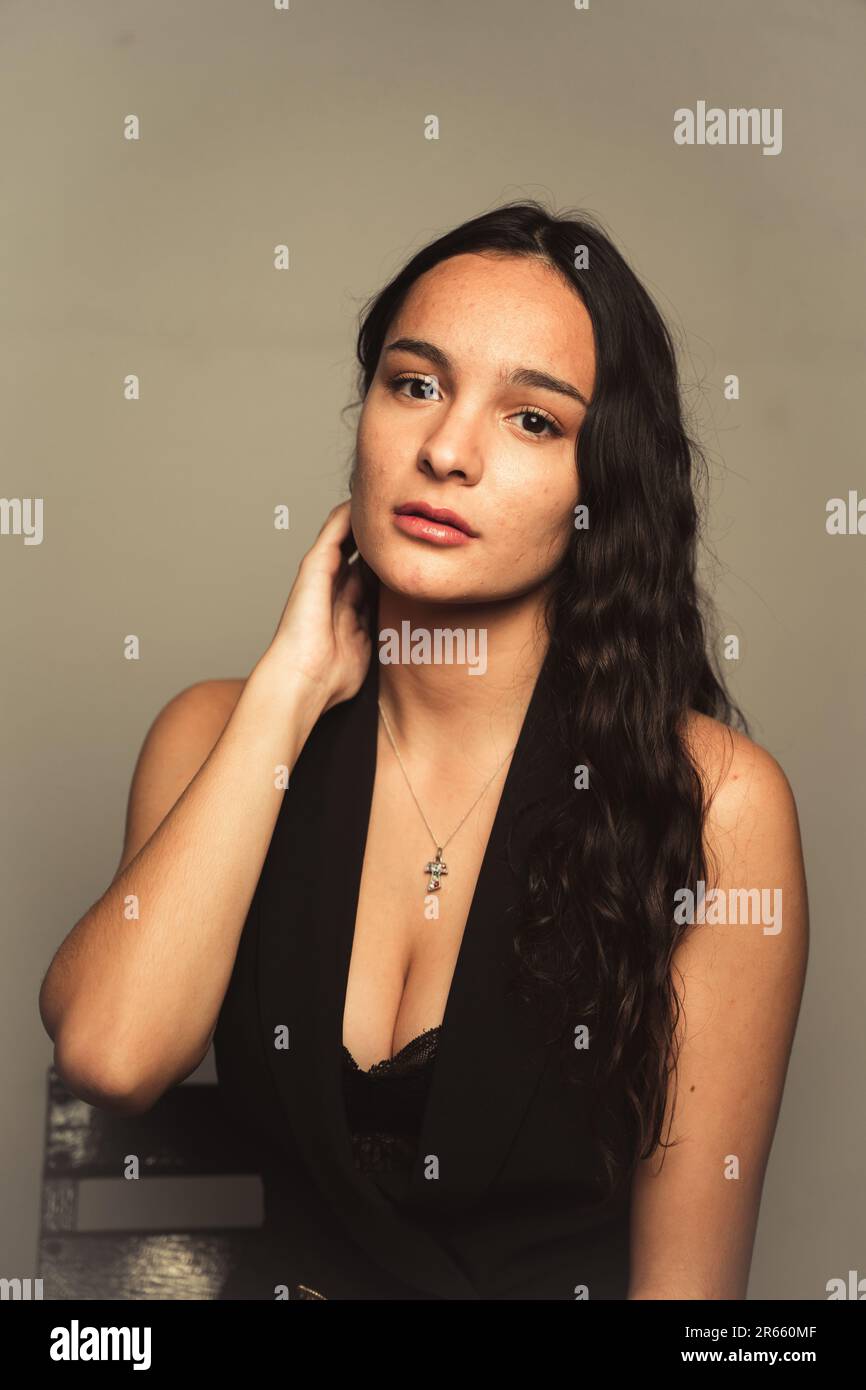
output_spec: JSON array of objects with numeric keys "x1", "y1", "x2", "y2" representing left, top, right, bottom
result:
[
  {"x1": 383, "y1": 337, "x2": 589, "y2": 409},
  {"x1": 507, "y1": 366, "x2": 589, "y2": 409}
]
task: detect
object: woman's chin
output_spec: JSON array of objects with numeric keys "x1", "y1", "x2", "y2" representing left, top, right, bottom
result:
[
  {"x1": 379, "y1": 574, "x2": 479, "y2": 606},
  {"x1": 361, "y1": 548, "x2": 472, "y2": 603}
]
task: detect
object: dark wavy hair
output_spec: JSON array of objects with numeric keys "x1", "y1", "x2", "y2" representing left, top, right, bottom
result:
[{"x1": 345, "y1": 199, "x2": 750, "y2": 1198}]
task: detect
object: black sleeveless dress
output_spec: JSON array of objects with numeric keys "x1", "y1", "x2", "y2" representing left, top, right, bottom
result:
[
  {"x1": 342, "y1": 1026, "x2": 443, "y2": 1198},
  {"x1": 213, "y1": 646, "x2": 634, "y2": 1300}
]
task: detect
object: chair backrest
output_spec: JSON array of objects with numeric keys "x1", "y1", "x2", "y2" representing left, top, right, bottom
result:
[{"x1": 38, "y1": 1065, "x2": 268, "y2": 1299}]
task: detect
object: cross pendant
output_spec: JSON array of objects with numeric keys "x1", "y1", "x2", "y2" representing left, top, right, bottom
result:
[{"x1": 424, "y1": 847, "x2": 449, "y2": 892}]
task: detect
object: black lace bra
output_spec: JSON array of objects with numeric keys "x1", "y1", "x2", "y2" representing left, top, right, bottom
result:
[{"x1": 341, "y1": 1026, "x2": 441, "y2": 1179}]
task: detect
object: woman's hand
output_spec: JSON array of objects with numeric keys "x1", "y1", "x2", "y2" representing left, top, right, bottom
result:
[{"x1": 262, "y1": 499, "x2": 373, "y2": 715}]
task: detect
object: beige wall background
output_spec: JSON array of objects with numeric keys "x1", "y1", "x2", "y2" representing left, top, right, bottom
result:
[{"x1": 2, "y1": 0, "x2": 863, "y2": 1298}]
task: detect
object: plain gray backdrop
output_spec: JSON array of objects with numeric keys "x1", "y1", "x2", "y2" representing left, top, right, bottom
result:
[{"x1": 2, "y1": 0, "x2": 863, "y2": 1299}]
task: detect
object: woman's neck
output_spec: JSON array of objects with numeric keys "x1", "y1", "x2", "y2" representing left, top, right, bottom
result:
[{"x1": 374, "y1": 584, "x2": 551, "y2": 760}]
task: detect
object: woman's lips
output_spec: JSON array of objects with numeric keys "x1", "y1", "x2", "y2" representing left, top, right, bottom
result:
[{"x1": 392, "y1": 512, "x2": 475, "y2": 546}]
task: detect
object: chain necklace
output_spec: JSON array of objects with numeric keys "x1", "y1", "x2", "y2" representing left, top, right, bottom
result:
[{"x1": 377, "y1": 697, "x2": 517, "y2": 896}]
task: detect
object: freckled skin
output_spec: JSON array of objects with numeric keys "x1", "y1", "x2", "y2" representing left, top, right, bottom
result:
[{"x1": 349, "y1": 252, "x2": 596, "y2": 608}]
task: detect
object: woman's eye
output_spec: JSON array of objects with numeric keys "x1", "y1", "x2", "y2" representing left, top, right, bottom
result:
[
  {"x1": 390, "y1": 372, "x2": 441, "y2": 401},
  {"x1": 510, "y1": 409, "x2": 564, "y2": 440}
]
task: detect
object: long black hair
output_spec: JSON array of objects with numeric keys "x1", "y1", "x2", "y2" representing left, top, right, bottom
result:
[{"x1": 346, "y1": 200, "x2": 749, "y2": 1197}]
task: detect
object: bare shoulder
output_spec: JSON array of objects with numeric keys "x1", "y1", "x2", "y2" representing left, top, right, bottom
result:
[
  {"x1": 135, "y1": 677, "x2": 248, "y2": 773},
  {"x1": 680, "y1": 707, "x2": 798, "y2": 826},
  {"x1": 679, "y1": 708, "x2": 807, "y2": 942},
  {"x1": 172, "y1": 677, "x2": 248, "y2": 726},
  {"x1": 113, "y1": 677, "x2": 248, "y2": 879}
]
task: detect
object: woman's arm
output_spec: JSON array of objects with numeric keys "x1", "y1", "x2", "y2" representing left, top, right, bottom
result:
[
  {"x1": 38, "y1": 661, "x2": 324, "y2": 1114},
  {"x1": 627, "y1": 720, "x2": 809, "y2": 1299}
]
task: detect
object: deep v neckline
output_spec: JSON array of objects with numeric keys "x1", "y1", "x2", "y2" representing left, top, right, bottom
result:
[{"x1": 338, "y1": 650, "x2": 539, "y2": 1074}]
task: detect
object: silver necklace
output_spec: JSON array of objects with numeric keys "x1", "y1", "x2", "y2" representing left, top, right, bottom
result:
[{"x1": 377, "y1": 697, "x2": 517, "y2": 895}]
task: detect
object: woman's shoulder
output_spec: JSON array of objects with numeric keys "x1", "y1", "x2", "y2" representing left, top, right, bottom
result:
[
  {"x1": 141, "y1": 675, "x2": 251, "y2": 773},
  {"x1": 680, "y1": 707, "x2": 798, "y2": 828},
  {"x1": 174, "y1": 676, "x2": 248, "y2": 721},
  {"x1": 675, "y1": 709, "x2": 808, "y2": 974},
  {"x1": 140, "y1": 677, "x2": 249, "y2": 755},
  {"x1": 112, "y1": 677, "x2": 249, "y2": 880}
]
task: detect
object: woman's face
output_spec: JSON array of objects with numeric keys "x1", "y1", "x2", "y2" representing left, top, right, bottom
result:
[{"x1": 350, "y1": 251, "x2": 596, "y2": 605}]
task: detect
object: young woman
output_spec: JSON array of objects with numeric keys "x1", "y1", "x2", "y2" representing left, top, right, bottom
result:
[{"x1": 39, "y1": 201, "x2": 809, "y2": 1300}]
